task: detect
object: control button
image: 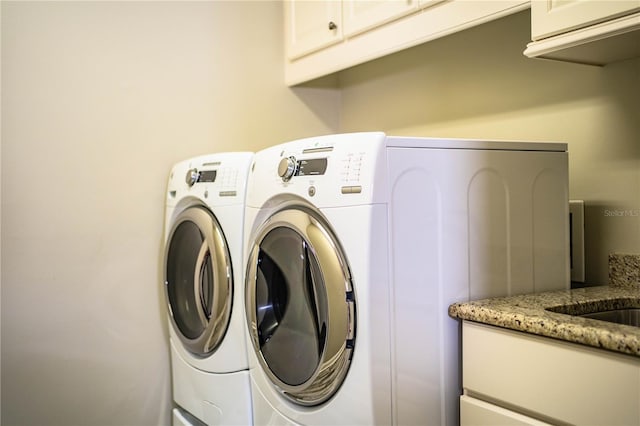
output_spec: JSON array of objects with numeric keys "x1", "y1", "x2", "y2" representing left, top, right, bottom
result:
[
  {"x1": 185, "y1": 168, "x2": 199, "y2": 187},
  {"x1": 278, "y1": 156, "x2": 297, "y2": 181},
  {"x1": 341, "y1": 153, "x2": 364, "y2": 183},
  {"x1": 340, "y1": 186, "x2": 363, "y2": 194},
  {"x1": 308, "y1": 186, "x2": 316, "y2": 197},
  {"x1": 219, "y1": 168, "x2": 238, "y2": 188}
]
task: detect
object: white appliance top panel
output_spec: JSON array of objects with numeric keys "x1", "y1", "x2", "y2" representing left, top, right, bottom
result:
[
  {"x1": 166, "y1": 152, "x2": 253, "y2": 208},
  {"x1": 386, "y1": 136, "x2": 567, "y2": 152}
]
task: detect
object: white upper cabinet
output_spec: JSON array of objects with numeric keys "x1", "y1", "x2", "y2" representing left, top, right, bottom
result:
[
  {"x1": 524, "y1": 0, "x2": 640, "y2": 65},
  {"x1": 342, "y1": 0, "x2": 421, "y2": 38},
  {"x1": 285, "y1": 0, "x2": 529, "y2": 85},
  {"x1": 285, "y1": 0, "x2": 343, "y2": 60},
  {"x1": 531, "y1": 0, "x2": 640, "y2": 40}
]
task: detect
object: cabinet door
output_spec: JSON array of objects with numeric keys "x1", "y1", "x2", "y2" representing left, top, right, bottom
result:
[
  {"x1": 285, "y1": 0, "x2": 343, "y2": 60},
  {"x1": 342, "y1": 0, "x2": 421, "y2": 37},
  {"x1": 531, "y1": 0, "x2": 640, "y2": 40}
]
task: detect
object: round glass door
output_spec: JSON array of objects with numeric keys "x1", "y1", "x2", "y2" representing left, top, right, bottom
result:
[
  {"x1": 164, "y1": 205, "x2": 233, "y2": 357},
  {"x1": 245, "y1": 203, "x2": 356, "y2": 406}
]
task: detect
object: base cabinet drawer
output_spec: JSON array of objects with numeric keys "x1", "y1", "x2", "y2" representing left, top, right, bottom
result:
[
  {"x1": 461, "y1": 395, "x2": 550, "y2": 426},
  {"x1": 462, "y1": 321, "x2": 640, "y2": 425}
]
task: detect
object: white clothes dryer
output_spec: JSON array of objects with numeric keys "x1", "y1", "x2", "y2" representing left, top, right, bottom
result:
[
  {"x1": 163, "y1": 152, "x2": 253, "y2": 426},
  {"x1": 243, "y1": 132, "x2": 569, "y2": 425}
]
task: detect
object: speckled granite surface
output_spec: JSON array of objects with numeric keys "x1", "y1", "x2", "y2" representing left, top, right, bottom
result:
[
  {"x1": 610, "y1": 253, "x2": 640, "y2": 288},
  {"x1": 448, "y1": 286, "x2": 640, "y2": 357}
]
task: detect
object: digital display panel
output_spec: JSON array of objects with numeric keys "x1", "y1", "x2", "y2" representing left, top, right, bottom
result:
[
  {"x1": 198, "y1": 170, "x2": 217, "y2": 183},
  {"x1": 297, "y1": 158, "x2": 328, "y2": 176}
]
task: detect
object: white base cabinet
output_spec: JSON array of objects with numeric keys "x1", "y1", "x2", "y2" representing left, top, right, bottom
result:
[{"x1": 461, "y1": 321, "x2": 640, "y2": 426}]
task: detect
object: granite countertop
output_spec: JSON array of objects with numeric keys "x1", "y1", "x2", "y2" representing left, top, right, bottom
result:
[{"x1": 448, "y1": 285, "x2": 640, "y2": 357}]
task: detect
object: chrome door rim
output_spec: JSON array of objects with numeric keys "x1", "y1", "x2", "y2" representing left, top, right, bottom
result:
[
  {"x1": 245, "y1": 201, "x2": 356, "y2": 406},
  {"x1": 164, "y1": 205, "x2": 233, "y2": 356}
]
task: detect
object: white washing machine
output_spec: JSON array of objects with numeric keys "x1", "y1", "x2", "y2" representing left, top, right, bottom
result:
[
  {"x1": 163, "y1": 152, "x2": 254, "y2": 426},
  {"x1": 243, "y1": 132, "x2": 570, "y2": 425}
]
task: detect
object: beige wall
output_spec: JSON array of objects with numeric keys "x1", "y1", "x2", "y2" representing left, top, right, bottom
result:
[
  {"x1": 1, "y1": 2, "x2": 338, "y2": 425},
  {"x1": 2, "y1": 3, "x2": 638, "y2": 426},
  {"x1": 337, "y1": 10, "x2": 640, "y2": 285}
]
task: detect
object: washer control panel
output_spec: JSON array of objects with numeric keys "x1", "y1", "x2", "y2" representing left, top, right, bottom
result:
[
  {"x1": 246, "y1": 133, "x2": 389, "y2": 208},
  {"x1": 185, "y1": 168, "x2": 218, "y2": 187}
]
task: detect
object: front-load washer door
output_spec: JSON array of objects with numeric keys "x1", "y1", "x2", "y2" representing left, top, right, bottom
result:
[
  {"x1": 165, "y1": 205, "x2": 232, "y2": 357},
  {"x1": 245, "y1": 204, "x2": 356, "y2": 406}
]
